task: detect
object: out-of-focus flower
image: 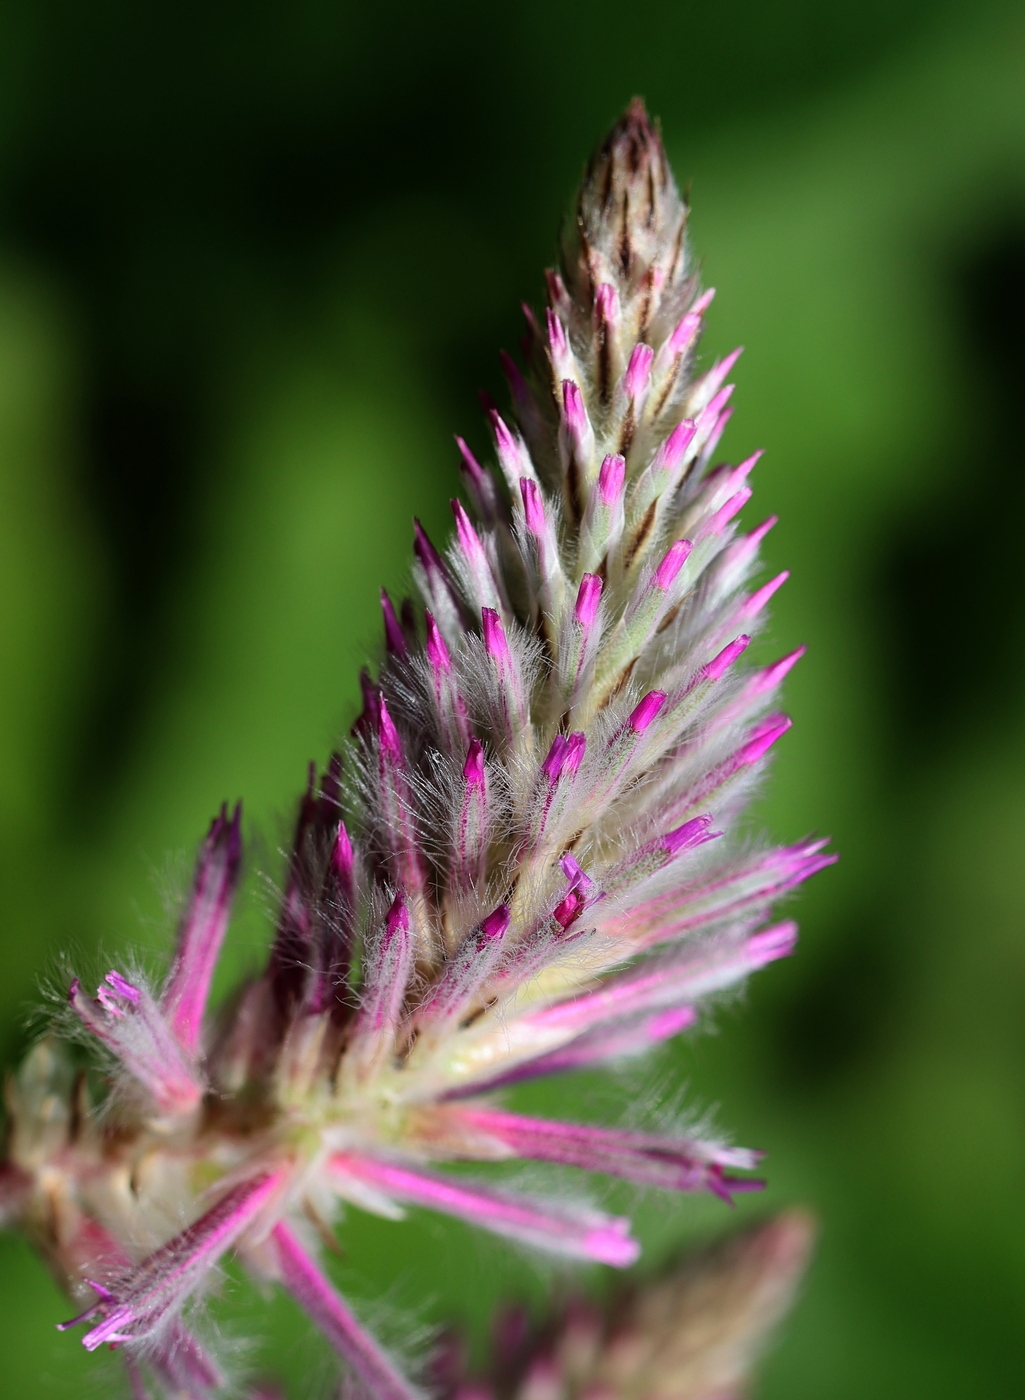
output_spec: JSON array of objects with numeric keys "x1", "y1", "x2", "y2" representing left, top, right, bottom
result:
[
  {"x1": 0, "y1": 101, "x2": 831, "y2": 1399},
  {"x1": 437, "y1": 1211, "x2": 816, "y2": 1400}
]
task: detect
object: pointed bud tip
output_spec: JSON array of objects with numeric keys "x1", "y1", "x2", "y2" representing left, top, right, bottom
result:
[
  {"x1": 740, "y1": 570, "x2": 790, "y2": 621},
  {"x1": 660, "y1": 418, "x2": 697, "y2": 471},
  {"x1": 545, "y1": 268, "x2": 568, "y2": 303},
  {"x1": 413, "y1": 518, "x2": 447, "y2": 577},
  {"x1": 546, "y1": 306, "x2": 568, "y2": 356},
  {"x1": 574, "y1": 573, "x2": 603, "y2": 628},
  {"x1": 595, "y1": 283, "x2": 620, "y2": 325},
  {"x1": 598, "y1": 453, "x2": 626, "y2": 504},
  {"x1": 519, "y1": 478, "x2": 546, "y2": 535},
  {"x1": 748, "y1": 646, "x2": 805, "y2": 700},
  {"x1": 558, "y1": 852, "x2": 592, "y2": 892},
  {"x1": 584, "y1": 1223, "x2": 641, "y2": 1268},
  {"x1": 624, "y1": 342, "x2": 654, "y2": 399},
  {"x1": 490, "y1": 410, "x2": 516, "y2": 454},
  {"x1": 668, "y1": 313, "x2": 701, "y2": 357},
  {"x1": 333, "y1": 820, "x2": 354, "y2": 876},
  {"x1": 562, "y1": 378, "x2": 587, "y2": 432},
  {"x1": 455, "y1": 435, "x2": 487, "y2": 490},
  {"x1": 424, "y1": 609, "x2": 453, "y2": 676},
  {"x1": 663, "y1": 814, "x2": 717, "y2": 856},
  {"x1": 565, "y1": 731, "x2": 586, "y2": 773},
  {"x1": 385, "y1": 892, "x2": 410, "y2": 938},
  {"x1": 629, "y1": 690, "x2": 667, "y2": 733},
  {"x1": 482, "y1": 607, "x2": 510, "y2": 663},
  {"x1": 380, "y1": 588, "x2": 408, "y2": 657},
  {"x1": 646, "y1": 1005, "x2": 698, "y2": 1039},
  {"x1": 541, "y1": 732, "x2": 586, "y2": 783},
  {"x1": 747, "y1": 921, "x2": 799, "y2": 966},
  {"x1": 463, "y1": 738, "x2": 486, "y2": 786},
  {"x1": 704, "y1": 635, "x2": 751, "y2": 682},
  {"x1": 590, "y1": 99, "x2": 666, "y2": 198},
  {"x1": 376, "y1": 694, "x2": 403, "y2": 758},
  {"x1": 481, "y1": 905, "x2": 511, "y2": 941},
  {"x1": 105, "y1": 970, "x2": 141, "y2": 1003},
  {"x1": 654, "y1": 539, "x2": 692, "y2": 590},
  {"x1": 696, "y1": 483, "x2": 750, "y2": 542},
  {"x1": 552, "y1": 886, "x2": 587, "y2": 930}
]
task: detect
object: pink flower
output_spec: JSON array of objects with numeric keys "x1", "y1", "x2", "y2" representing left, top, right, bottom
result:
[{"x1": 2, "y1": 100, "x2": 832, "y2": 1400}]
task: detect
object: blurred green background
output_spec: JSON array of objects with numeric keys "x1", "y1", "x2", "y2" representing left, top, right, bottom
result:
[{"x1": 1, "y1": 0, "x2": 1024, "y2": 1394}]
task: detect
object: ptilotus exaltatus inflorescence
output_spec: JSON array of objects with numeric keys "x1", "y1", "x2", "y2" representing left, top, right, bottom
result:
[{"x1": 0, "y1": 100, "x2": 833, "y2": 1399}]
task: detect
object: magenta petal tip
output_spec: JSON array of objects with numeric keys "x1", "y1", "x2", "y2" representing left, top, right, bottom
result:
[
  {"x1": 740, "y1": 713, "x2": 792, "y2": 765},
  {"x1": 663, "y1": 815, "x2": 716, "y2": 856},
  {"x1": 481, "y1": 905, "x2": 511, "y2": 942},
  {"x1": 703, "y1": 635, "x2": 751, "y2": 682},
  {"x1": 385, "y1": 892, "x2": 410, "y2": 940},
  {"x1": 598, "y1": 452, "x2": 626, "y2": 503},
  {"x1": 747, "y1": 921, "x2": 799, "y2": 967},
  {"x1": 482, "y1": 607, "x2": 510, "y2": 663},
  {"x1": 463, "y1": 738, "x2": 486, "y2": 787},
  {"x1": 574, "y1": 573, "x2": 603, "y2": 628},
  {"x1": 628, "y1": 690, "x2": 667, "y2": 733},
  {"x1": 624, "y1": 343, "x2": 653, "y2": 399},
  {"x1": 585, "y1": 1224, "x2": 640, "y2": 1268},
  {"x1": 653, "y1": 540, "x2": 692, "y2": 590},
  {"x1": 425, "y1": 609, "x2": 452, "y2": 674},
  {"x1": 519, "y1": 478, "x2": 546, "y2": 535}
]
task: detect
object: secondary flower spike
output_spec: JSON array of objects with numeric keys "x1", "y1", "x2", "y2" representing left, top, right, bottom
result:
[
  {"x1": 0, "y1": 100, "x2": 833, "y2": 1400},
  {"x1": 434, "y1": 1211, "x2": 816, "y2": 1400}
]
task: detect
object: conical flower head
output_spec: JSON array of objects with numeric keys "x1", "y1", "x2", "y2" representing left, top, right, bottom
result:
[{"x1": 1, "y1": 102, "x2": 832, "y2": 1399}]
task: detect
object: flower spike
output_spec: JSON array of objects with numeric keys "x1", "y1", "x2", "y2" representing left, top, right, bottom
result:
[{"x1": 2, "y1": 100, "x2": 831, "y2": 1400}]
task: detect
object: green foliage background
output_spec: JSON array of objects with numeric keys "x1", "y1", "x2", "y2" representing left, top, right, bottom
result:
[{"x1": 1, "y1": 1, "x2": 1024, "y2": 1394}]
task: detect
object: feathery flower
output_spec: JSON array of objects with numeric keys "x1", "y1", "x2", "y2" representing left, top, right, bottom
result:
[
  {"x1": 435, "y1": 1211, "x2": 815, "y2": 1400},
  {"x1": 0, "y1": 100, "x2": 832, "y2": 1399}
]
